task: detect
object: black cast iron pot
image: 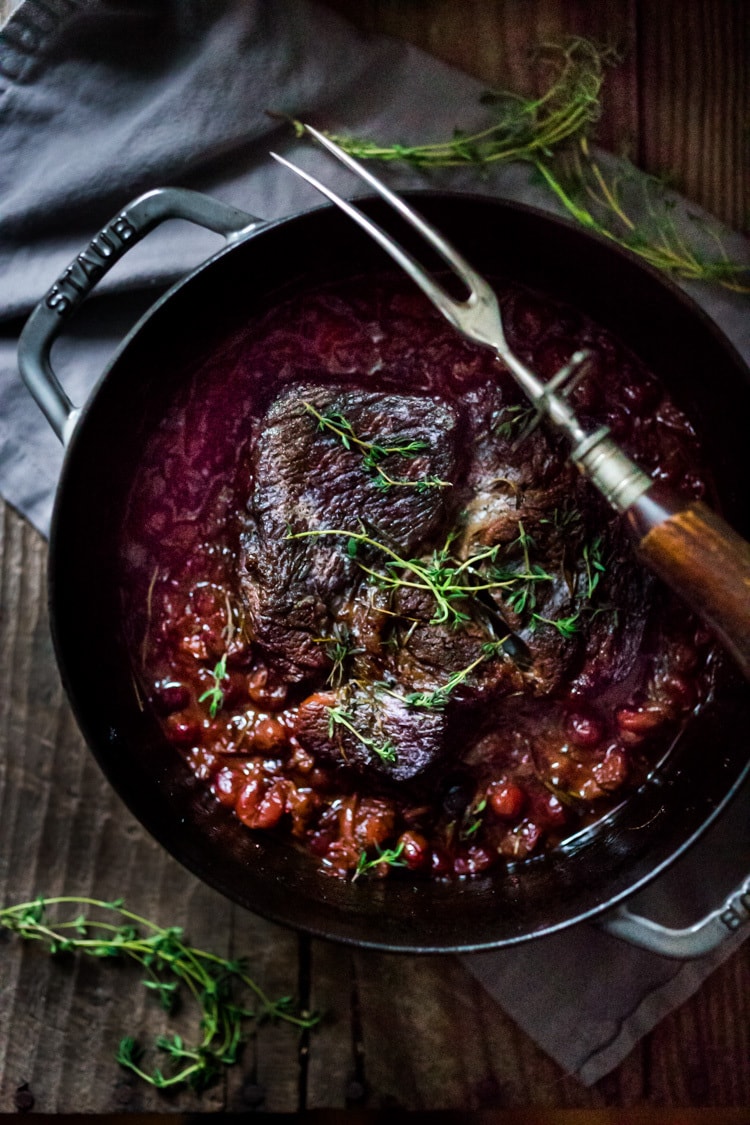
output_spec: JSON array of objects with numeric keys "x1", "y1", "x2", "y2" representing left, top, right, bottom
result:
[{"x1": 17, "y1": 187, "x2": 750, "y2": 955}]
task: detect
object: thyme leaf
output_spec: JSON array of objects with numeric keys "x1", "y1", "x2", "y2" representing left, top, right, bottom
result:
[
  {"x1": 303, "y1": 401, "x2": 450, "y2": 492},
  {"x1": 286, "y1": 527, "x2": 515, "y2": 630},
  {"x1": 353, "y1": 841, "x2": 407, "y2": 879},
  {"x1": 403, "y1": 640, "x2": 508, "y2": 710},
  {"x1": 298, "y1": 39, "x2": 748, "y2": 294},
  {"x1": 327, "y1": 704, "x2": 397, "y2": 764},
  {"x1": 0, "y1": 896, "x2": 317, "y2": 1092},
  {"x1": 198, "y1": 654, "x2": 228, "y2": 718}
]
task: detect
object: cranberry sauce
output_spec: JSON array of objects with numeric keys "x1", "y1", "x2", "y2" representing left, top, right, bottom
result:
[{"x1": 120, "y1": 275, "x2": 714, "y2": 880}]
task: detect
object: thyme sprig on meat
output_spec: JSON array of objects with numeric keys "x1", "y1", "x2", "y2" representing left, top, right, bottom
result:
[
  {"x1": 401, "y1": 640, "x2": 509, "y2": 710},
  {"x1": 488, "y1": 521, "x2": 555, "y2": 616},
  {"x1": 313, "y1": 623, "x2": 359, "y2": 688},
  {"x1": 0, "y1": 896, "x2": 317, "y2": 1092},
  {"x1": 286, "y1": 527, "x2": 515, "y2": 628},
  {"x1": 303, "y1": 401, "x2": 451, "y2": 492},
  {"x1": 327, "y1": 704, "x2": 397, "y2": 763}
]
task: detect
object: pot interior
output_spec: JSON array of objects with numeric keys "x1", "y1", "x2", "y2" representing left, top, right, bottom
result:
[{"x1": 49, "y1": 195, "x2": 750, "y2": 951}]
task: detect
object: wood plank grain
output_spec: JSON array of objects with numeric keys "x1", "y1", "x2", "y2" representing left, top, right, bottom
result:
[
  {"x1": 636, "y1": 0, "x2": 749, "y2": 232},
  {"x1": 0, "y1": 504, "x2": 305, "y2": 1114}
]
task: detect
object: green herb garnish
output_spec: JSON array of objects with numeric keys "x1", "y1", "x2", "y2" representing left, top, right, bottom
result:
[
  {"x1": 460, "y1": 796, "x2": 488, "y2": 841},
  {"x1": 303, "y1": 401, "x2": 450, "y2": 492},
  {"x1": 353, "y1": 841, "x2": 407, "y2": 879},
  {"x1": 402, "y1": 640, "x2": 508, "y2": 710},
  {"x1": 488, "y1": 521, "x2": 555, "y2": 616},
  {"x1": 0, "y1": 896, "x2": 317, "y2": 1092},
  {"x1": 327, "y1": 704, "x2": 397, "y2": 764},
  {"x1": 298, "y1": 39, "x2": 748, "y2": 294},
  {"x1": 582, "y1": 534, "x2": 606, "y2": 599},
  {"x1": 495, "y1": 403, "x2": 536, "y2": 440},
  {"x1": 295, "y1": 39, "x2": 607, "y2": 171},
  {"x1": 198, "y1": 654, "x2": 228, "y2": 718},
  {"x1": 531, "y1": 611, "x2": 581, "y2": 637},
  {"x1": 287, "y1": 527, "x2": 514, "y2": 630}
]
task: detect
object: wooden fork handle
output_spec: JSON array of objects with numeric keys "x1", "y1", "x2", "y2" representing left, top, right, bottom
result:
[{"x1": 624, "y1": 483, "x2": 750, "y2": 680}]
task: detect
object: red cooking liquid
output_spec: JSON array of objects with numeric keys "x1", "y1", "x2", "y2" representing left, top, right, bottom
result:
[{"x1": 120, "y1": 276, "x2": 715, "y2": 880}]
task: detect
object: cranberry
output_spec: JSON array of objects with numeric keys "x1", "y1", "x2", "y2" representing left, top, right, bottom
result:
[
  {"x1": 247, "y1": 667, "x2": 289, "y2": 709},
  {"x1": 655, "y1": 673, "x2": 695, "y2": 712},
  {"x1": 213, "y1": 765, "x2": 242, "y2": 808},
  {"x1": 153, "y1": 681, "x2": 190, "y2": 714},
  {"x1": 565, "y1": 711, "x2": 603, "y2": 748},
  {"x1": 499, "y1": 819, "x2": 543, "y2": 859},
  {"x1": 453, "y1": 845, "x2": 494, "y2": 876},
  {"x1": 398, "y1": 830, "x2": 429, "y2": 871},
  {"x1": 236, "y1": 777, "x2": 262, "y2": 825},
  {"x1": 430, "y1": 847, "x2": 452, "y2": 876},
  {"x1": 164, "y1": 714, "x2": 201, "y2": 746},
  {"x1": 592, "y1": 743, "x2": 629, "y2": 791},
  {"x1": 251, "y1": 717, "x2": 288, "y2": 754},
  {"x1": 530, "y1": 790, "x2": 567, "y2": 829},
  {"x1": 488, "y1": 781, "x2": 526, "y2": 820},
  {"x1": 616, "y1": 706, "x2": 665, "y2": 740},
  {"x1": 247, "y1": 781, "x2": 287, "y2": 829},
  {"x1": 353, "y1": 798, "x2": 396, "y2": 849}
]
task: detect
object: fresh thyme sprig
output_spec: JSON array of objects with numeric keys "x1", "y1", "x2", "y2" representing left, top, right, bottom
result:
[
  {"x1": 198, "y1": 654, "x2": 228, "y2": 718},
  {"x1": 538, "y1": 136, "x2": 750, "y2": 293},
  {"x1": 286, "y1": 527, "x2": 514, "y2": 629},
  {"x1": 495, "y1": 403, "x2": 537, "y2": 440},
  {"x1": 582, "y1": 534, "x2": 606, "y2": 600},
  {"x1": 488, "y1": 521, "x2": 555, "y2": 616},
  {"x1": 353, "y1": 841, "x2": 407, "y2": 879},
  {"x1": 531, "y1": 610, "x2": 581, "y2": 637},
  {"x1": 460, "y1": 796, "x2": 488, "y2": 841},
  {"x1": 327, "y1": 704, "x2": 397, "y2": 764},
  {"x1": 303, "y1": 401, "x2": 450, "y2": 493},
  {"x1": 314, "y1": 623, "x2": 358, "y2": 688},
  {"x1": 299, "y1": 39, "x2": 748, "y2": 294},
  {"x1": 295, "y1": 39, "x2": 608, "y2": 169},
  {"x1": 0, "y1": 896, "x2": 317, "y2": 1092},
  {"x1": 402, "y1": 640, "x2": 508, "y2": 710}
]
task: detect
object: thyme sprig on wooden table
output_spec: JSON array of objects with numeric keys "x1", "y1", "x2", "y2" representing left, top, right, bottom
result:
[
  {"x1": 294, "y1": 38, "x2": 748, "y2": 294},
  {"x1": 0, "y1": 896, "x2": 317, "y2": 1092},
  {"x1": 294, "y1": 38, "x2": 608, "y2": 169}
]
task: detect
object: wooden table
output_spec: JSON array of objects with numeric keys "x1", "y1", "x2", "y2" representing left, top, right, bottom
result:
[{"x1": 0, "y1": 0, "x2": 748, "y2": 1114}]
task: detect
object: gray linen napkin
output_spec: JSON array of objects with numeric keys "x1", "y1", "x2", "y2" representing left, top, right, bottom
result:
[{"x1": 1, "y1": 0, "x2": 748, "y2": 1086}]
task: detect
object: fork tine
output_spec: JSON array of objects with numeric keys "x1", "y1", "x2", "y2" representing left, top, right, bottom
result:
[
  {"x1": 303, "y1": 124, "x2": 482, "y2": 295},
  {"x1": 270, "y1": 150, "x2": 468, "y2": 332}
]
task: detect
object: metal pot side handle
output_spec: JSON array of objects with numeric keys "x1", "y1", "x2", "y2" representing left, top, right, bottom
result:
[
  {"x1": 17, "y1": 187, "x2": 262, "y2": 446},
  {"x1": 598, "y1": 875, "x2": 750, "y2": 959}
]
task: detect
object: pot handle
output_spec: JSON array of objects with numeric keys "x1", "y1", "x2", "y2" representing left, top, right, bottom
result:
[
  {"x1": 17, "y1": 187, "x2": 262, "y2": 445},
  {"x1": 598, "y1": 875, "x2": 750, "y2": 959}
]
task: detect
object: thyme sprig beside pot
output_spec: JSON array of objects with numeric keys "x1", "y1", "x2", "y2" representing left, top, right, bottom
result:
[
  {"x1": 290, "y1": 37, "x2": 748, "y2": 294},
  {"x1": 0, "y1": 896, "x2": 317, "y2": 1092}
]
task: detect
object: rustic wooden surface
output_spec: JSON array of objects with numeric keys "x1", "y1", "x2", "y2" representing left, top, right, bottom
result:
[{"x1": 1, "y1": 0, "x2": 749, "y2": 1114}]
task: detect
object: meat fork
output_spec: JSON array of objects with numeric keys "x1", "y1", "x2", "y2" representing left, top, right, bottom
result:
[{"x1": 271, "y1": 127, "x2": 750, "y2": 679}]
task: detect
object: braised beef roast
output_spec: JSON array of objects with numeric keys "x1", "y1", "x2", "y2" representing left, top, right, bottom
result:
[{"x1": 237, "y1": 377, "x2": 653, "y2": 783}]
